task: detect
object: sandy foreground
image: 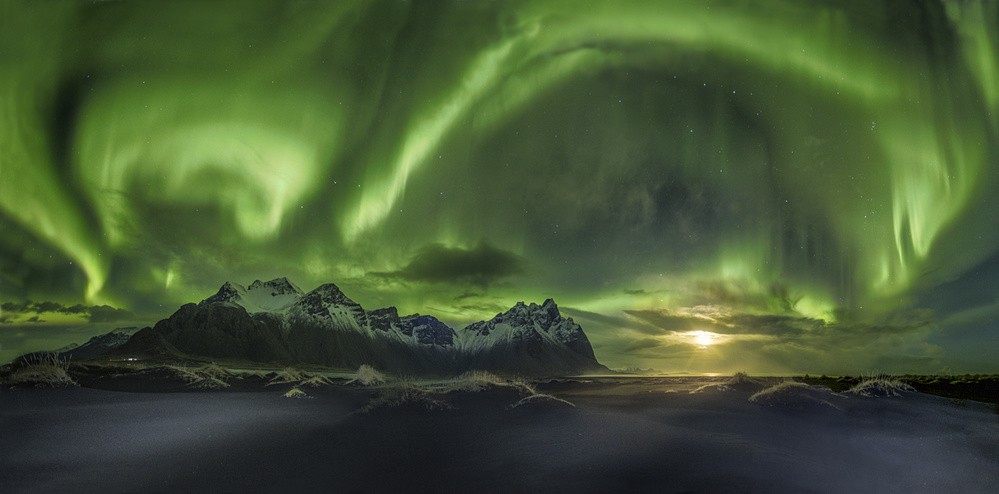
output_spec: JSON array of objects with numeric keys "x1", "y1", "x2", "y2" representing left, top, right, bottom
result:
[{"x1": 2, "y1": 374, "x2": 997, "y2": 494}]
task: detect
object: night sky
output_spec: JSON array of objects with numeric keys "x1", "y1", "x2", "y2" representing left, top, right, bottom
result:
[{"x1": 2, "y1": 0, "x2": 997, "y2": 374}]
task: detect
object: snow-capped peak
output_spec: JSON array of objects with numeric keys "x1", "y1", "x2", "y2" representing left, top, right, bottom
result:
[
  {"x1": 199, "y1": 278, "x2": 370, "y2": 329},
  {"x1": 200, "y1": 278, "x2": 304, "y2": 313},
  {"x1": 297, "y1": 283, "x2": 356, "y2": 308},
  {"x1": 243, "y1": 278, "x2": 303, "y2": 311},
  {"x1": 460, "y1": 298, "x2": 585, "y2": 350},
  {"x1": 200, "y1": 281, "x2": 246, "y2": 306},
  {"x1": 289, "y1": 283, "x2": 369, "y2": 330},
  {"x1": 248, "y1": 277, "x2": 302, "y2": 297}
]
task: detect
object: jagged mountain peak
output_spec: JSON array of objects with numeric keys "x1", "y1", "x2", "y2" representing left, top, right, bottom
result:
[
  {"x1": 502, "y1": 298, "x2": 562, "y2": 321},
  {"x1": 464, "y1": 298, "x2": 580, "y2": 343},
  {"x1": 366, "y1": 306, "x2": 400, "y2": 332},
  {"x1": 248, "y1": 277, "x2": 302, "y2": 296},
  {"x1": 200, "y1": 281, "x2": 245, "y2": 306},
  {"x1": 369, "y1": 306, "x2": 400, "y2": 318},
  {"x1": 402, "y1": 314, "x2": 457, "y2": 346},
  {"x1": 511, "y1": 298, "x2": 558, "y2": 311},
  {"x1": 200, "y1": 277, "x2": 304, "y2": 312},
  {"x1": 292, "y1": 282, "x2": 367, "y2": 327},
  {"x1": 199, "y1": 278, "x2": 364, "y2": 316},
  {"x1": 301, "y1": 282, "x2": 354, "y2": 303}
]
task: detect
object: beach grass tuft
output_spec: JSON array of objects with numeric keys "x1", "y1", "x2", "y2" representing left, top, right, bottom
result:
[
  {"x1": 847, "y1": 373, "x2": 915, "y2": 397},
  {"x1": 283, "y1": 386, "x2": 309, "y2": 399},
  {"x1": 170, "y1": 364, "x2": 232, "y2": 389},
  {"x1": 347, "y1": 364, "x2": 386, "y2": 386},
  {"x1": 4, "y1": 353, "x2": 78, "y2": 388}
]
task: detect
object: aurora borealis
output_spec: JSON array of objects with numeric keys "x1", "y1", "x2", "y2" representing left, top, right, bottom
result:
[{"x1": 1, "y1": 0, "x2": 997, "y2": 374}]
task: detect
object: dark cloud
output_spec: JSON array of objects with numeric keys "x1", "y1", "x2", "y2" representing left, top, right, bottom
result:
[
  {"x1": 720, "y1": 314, "x2": 824, "y2": 337},
  {"x1": 561, "y1": 307, "x2": 655, "y2": 334},
  {"x1": 621, "y1": 306, "x2": 933, "y2": 344},
  {"x1": 454, "y1": 290, "x2": 484, "y2": 301},
  {"x1": 0, "y1": 300, "x2": 135, "y2": 323},
  {"x1": 693, "y1": 281, "x2": 802, "y2": 313},
  {"x1": 33, "y1": 301, "x2": 64, "y2": 313},
  {"x1": 456, "y1": 302, "x2": 511, "y2": 318},
  {"x1": 622, "y1": 339, "x2": 699, "y2": 359},
  {"x1": 624, "y1": 310, "x2": 699, "y2": 334},
  {"x1": 623, "y1": 338, "x2": 666, "y2": 353},
  {"x1": 376, "y1": 242, "x2": 524, "y2": 288},
  {"x1": 86, "y1": 305, "x2": 135, "y2": 324},
  {"x1": 832, "y1": 307, "x2": 936, "y2": 329},
  {"x1": 1, "y1": 301, "x2": 27, "y2": 312},
  {"x1": 60, "y1": 304, "x2": 90, "y2": 314}
]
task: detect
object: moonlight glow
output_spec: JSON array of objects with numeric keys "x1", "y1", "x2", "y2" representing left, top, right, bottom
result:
[
  {"x1": 1, "y1": 0, "x2": 997, "y2": 375},
  {"x1": 693, "y1": 331, "x2": 717, "y2": 348}
]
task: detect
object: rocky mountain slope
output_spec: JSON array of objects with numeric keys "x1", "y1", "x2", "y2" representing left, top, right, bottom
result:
[{"x1": 58, "y1": 327, "x2": 142, "y2": 360}]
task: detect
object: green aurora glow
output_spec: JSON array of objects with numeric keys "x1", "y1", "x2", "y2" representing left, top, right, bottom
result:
[{"x1": 1, "y1": 0, "x2": 997, "y2": 373}]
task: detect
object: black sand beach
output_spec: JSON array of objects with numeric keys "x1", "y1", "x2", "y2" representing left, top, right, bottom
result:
[{"x1": 3, "y1": 374, "x2": 997, "y2": 493}]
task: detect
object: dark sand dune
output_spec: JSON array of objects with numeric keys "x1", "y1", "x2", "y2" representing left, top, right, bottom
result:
[{"x1": 2, "y1": 377, "x2": 997, "y2": 493}]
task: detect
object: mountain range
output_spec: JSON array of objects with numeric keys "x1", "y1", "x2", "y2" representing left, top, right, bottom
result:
[{"x1": 72, "y1": 278, "x2": 607, "y2": 376}]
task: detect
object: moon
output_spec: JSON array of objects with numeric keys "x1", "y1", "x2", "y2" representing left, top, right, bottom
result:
[{"x1": 691, "y1": 331, "x2": 716, "y2": 347}]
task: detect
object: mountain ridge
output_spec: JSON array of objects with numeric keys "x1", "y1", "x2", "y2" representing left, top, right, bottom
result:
[{"x1": 87, "y1": 278, "x2": 608, "y2": 376}]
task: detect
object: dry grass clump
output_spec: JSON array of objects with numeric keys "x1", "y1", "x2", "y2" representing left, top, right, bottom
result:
[
  {"x1": 266, "y1": 367, "x2": 340, "y2": 388},
  {"x1": 750, "y1": 381, "x2": 808, "y2": 404},
  {"x1": 197, "y1": 364, "x2": 234, "y2": 380},
  {"x1": 283, "y1": 387, "x2": 309, "y2": 399},
  {"x1": 347, "y1": 364, "x2": 386, "y2": 386},
  {"x1": 445, "y1": 371, "x2": 575, "y2": 411},
  {"x1": 171, "y1": 364, "x2": 232, "y2": 389},
  {"x1": 847, "y1": 373, "x2": 915, "y2": 397},
  {"x1": 4, "y1": 353, "x2": 78, "y2": 388},
  {"x1": 267, "y1": 367, "x2": 308, "y2": 386},
  {"x1": 691, "y1": 371, "x2": 767, "y2": 394},
  {"x1": 299, "y1": 374, "x2": 336, "y2": 388},
  {"x1": 750, "y1": 381, "x2": 842, "y2": 410},
  {"x1": 354, "y1": 373, "x2": 570, "y2": 414},
  {"x1": 445, "y1": 370, "x2": 535, "y2": 395},
  {"x1": 356, "y1": 379, "x2": 452, "y2": 414},
  {"x1": 507, "y1": 393, "x2": 575, "y2": 410}
]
